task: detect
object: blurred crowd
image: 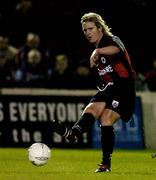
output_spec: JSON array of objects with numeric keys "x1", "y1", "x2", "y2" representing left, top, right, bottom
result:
[
  {"x1": 135, "y1": 59, "x2": 156, "y2": 91},
  {"x1": 0, "y1": 0, "x2": 155, "y2": 91},
  {"x1": 0, "y1": 32, "x2": 96, "y2": 89}
]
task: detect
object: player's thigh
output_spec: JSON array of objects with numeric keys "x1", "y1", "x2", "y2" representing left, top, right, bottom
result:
[{"x1": 83, "y1": 102, "x2": 106, "y2": 117}]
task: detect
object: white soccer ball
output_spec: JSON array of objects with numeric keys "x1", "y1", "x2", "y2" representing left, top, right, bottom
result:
[{"x1": 28, "y1": 143, "x2": 51, "y2": 166}]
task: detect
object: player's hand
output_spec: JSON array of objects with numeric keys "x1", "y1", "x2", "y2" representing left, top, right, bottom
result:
[{"x1": 90, "y1": 49, "x2": 99, "y2": 68}]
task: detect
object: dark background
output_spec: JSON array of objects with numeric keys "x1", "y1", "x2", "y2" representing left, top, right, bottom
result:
[{"x1": 0, "y1": 0, "x2": 156, "y2": 73}]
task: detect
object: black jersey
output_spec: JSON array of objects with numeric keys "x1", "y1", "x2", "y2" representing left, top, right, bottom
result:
[
  {"x1": 95, "y1": 35, "x2": 136, "y2": 91},
  {"x1": 90, "y1": 35, "x2": 136, "y2": 121}
]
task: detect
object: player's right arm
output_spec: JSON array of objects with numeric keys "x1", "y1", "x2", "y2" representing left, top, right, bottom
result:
[{"x1": 90, "y1": 46, "x2": 120, "y2": 68}]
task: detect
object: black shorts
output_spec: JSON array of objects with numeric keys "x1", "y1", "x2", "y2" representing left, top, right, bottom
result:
[{"x1": 90, "y1": 79, "x2": 136, "y2": 122}]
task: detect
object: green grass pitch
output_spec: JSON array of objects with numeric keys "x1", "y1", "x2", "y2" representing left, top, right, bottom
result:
[{"x1": 0, "y1": 148, "x2": 156, "y2": 180}]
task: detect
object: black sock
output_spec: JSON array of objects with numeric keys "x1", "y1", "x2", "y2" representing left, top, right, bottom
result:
[
  {"x1": 72, "y1": 113, "x2": 95, "y2": 137},
  {"x1": 101, "y1": 126, "x2": 115, "y2": 167},
  {"x1": 51, "y1": 120, "x2": 67, "y2": 136},
  {"x1": 52, "y1": 113, "x2": 95, "y2": 139}
]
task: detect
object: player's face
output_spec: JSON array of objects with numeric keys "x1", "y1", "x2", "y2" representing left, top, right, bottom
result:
[{"x1": 82, "y1": 21, "x2": 103, "y2": 46}]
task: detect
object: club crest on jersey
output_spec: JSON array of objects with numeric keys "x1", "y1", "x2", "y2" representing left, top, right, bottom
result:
[
  {"x1": 101, "y1": 57, "x2": 106, "y2": 64},
  {"x1": 112, "y1": 100, "x2": 119, "y2": 108}
]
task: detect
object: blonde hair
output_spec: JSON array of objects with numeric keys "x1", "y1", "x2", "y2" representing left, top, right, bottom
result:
[{"x1": 81, "y1": 12, "x2": 113, "y2": 36}]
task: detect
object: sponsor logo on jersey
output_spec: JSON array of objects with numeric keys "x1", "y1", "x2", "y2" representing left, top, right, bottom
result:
[{"x1": 98, "y1": 65, "x2": 113, "y2": 76}]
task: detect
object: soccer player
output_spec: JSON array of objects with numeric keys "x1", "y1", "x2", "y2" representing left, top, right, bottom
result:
[{"x1": 52, "y1": 12, "x2": 136, "y2": 172}]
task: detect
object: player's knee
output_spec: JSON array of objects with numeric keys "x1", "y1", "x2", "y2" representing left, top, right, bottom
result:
[
  {"x1": 84, "y1": 108, "x2": 96, "y2": 117},
  {"x1": 100, "y1": 118, "x2": 113, "y2": 126},
  {"x1": 100, "y1": 109, "x2": 120, "y2": 126}
]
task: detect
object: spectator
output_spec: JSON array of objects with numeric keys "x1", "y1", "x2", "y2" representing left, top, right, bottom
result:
[
  {"x1": 14, "y1": 49, "x2": 46, "y2": 87},
  {"x1": 135, "y1": 72, "x2": 149, "y2": 91},
  {"x1": 0, "y1": 35, "x2": 18, "y2": 86},
  {"x1": 73, "y1": 59, "x2": 96, "y2": 89},
  {"x1": 145, "y1": 59, "x2": 156, "y2": 91},
  {"x1": 18, "y1": 32, "x2": 41, "y2": 62},
  {"x1": 50, "y1": 54, "x2": 73, "y2": 88},
  {"x1": 16, "y1": 32, "x2": 49, "y2": 77}
]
